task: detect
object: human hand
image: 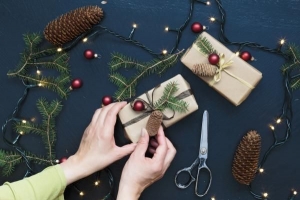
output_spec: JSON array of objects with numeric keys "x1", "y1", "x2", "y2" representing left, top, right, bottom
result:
[
  {"x1": 60, "y1": 102, "x2": 137, "y2": 185},
  {"x1": 117, "y1": 127, "x2": 176, "y2": 200}
]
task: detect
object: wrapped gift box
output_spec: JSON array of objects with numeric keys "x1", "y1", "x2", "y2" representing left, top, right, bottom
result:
[
  {"x1": 118, "y1": 74, "x2": 198, "y2": 143},
  {"x1": 181, "y1": 32, "x2": 262, "y2": 106}
]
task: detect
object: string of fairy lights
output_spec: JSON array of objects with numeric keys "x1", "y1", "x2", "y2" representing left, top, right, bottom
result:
[{"x1": 1, "y1": 0, "x2": 299, "y2": 199}]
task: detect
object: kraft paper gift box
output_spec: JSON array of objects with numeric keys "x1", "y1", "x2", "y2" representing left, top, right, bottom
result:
[
  {"x1": 181, "y1": 32, "x2": 262, "y2": 106},
  {"x1": 118, "y1": 74, "x2": 198, "y2": 143}
]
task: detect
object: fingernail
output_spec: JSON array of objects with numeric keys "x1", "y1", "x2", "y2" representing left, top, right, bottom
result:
[{"x1": 142, "y1": 128, "x2": 147, "y2": 136}]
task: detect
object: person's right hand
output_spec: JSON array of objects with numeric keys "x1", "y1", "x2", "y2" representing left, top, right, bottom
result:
[{"x1": 117, "y1": 127, "x2": 176, "y2": 200}]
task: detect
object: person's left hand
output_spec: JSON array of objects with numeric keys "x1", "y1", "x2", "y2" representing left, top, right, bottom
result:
[{"x1": 60, "y1": 102, "x2": 137, "y2": 184}]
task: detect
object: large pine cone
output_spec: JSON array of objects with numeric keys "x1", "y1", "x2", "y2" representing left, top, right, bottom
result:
[
  {"x1": 232, "y1": 130, "x2": 261, "y2": 185},
  {"x1": 44, "y1": 6, "x2": 104, "y2": 46},
  {"x1": 192, "y1": 63, "x2": 218, "y2": 77},
  {"x1": 146, "y1": 110, "x2": 163, "y2": 136}
]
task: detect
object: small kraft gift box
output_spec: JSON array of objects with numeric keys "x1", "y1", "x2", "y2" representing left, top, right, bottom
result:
[
  {"x1": 181, "y1": 32, "x2": 262, "y2": 106},
  {"x1": 118, "y1": 74, "x2": 198, "y2": 143}
]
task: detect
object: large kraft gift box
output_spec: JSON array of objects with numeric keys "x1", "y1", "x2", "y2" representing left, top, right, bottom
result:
[
  {"x1": 181, "y1": 32, "x2": 262, "y2": 106},
  {"x1": 118, "y1": 74, "x2": 198, "y2": 143}
]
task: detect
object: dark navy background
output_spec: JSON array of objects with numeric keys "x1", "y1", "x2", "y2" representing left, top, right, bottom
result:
[{"x1": 1, "y1": 1, "x2": 300, "y2": 199}]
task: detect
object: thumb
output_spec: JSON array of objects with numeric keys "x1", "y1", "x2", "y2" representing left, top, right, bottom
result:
[
  {"x1": 134, "y1": 128, "x2": 149, "y2": 157},
  {"x1": 117, "y1": 143, "x2": 137, "y2": 158}
]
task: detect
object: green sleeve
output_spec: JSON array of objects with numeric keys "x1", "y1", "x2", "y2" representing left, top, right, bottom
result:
[{"x1": 0, "y1": 165, "x2": 67, "y2": 200}]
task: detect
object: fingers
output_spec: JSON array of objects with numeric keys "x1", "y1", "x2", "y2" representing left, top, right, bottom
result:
[
  {"x1": 96, "y1": 102, "x2": 118, "y2": 127},
  {"x1": 134, "y1": 128, "x2": 150, "y2": 157},
  {"x1": 91, "y1": 108, "x2": 102, "y2": 125},
  {"x1": 116, "y1": 143, "x2": 137, "y2": 159},
  {"x1": 152, "y1": 126, "x2": 168, "y2": 164},
  {"x1": 148, "y1": 138, "x2": 159, "y2": 154},
  {"x1": 102, "y1": 102, "x2": 127, "y2": 134},
  {"x1": 163, "y1": 137, "x2": 176, "y2": 170}
]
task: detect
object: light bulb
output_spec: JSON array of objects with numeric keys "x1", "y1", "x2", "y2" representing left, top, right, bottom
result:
[
  {"x1": 36, "y1": 70, "x2": 41, "y2": 75},
  {"x1": 263, "y1": 193, "x2": 268, "y2": 198},
  {"x1": 280, "y1": 39, "x2": 285, "y2": 45},
  {"x1": 276, "y1": 118, "x2": 281, "y2": 124},
  {"x1": 210, "y1": 17, "x2": 216, "y2": 22},
  {"x1": 206, "y1": 1, "x2": 211, "y2": 5},
  {"x1": 269, "y1": 125, "x2": 275, "y2": 131},
  {"x1": 22, "y1": 120, "x2": 27, "y2": 124},
  {"x1": 79, "y1": 191, "x2": 84, "y2": 196},
  {"x1": 20, "y1": 131, "x2": 24, "y2": 135},
  {"x1": 57, "y1": 48, "x2": 62, "y2": 52},
  {"x1": 162, "y1": 50, "x2": 168, "y2": 55},
  {"x1": 259, "y1": 168, "x2": 264, "y2": 173},
  {"x1": 82, "y1": 37, "x2": 88, "y2": 43},
  {"x1": 133, "y1": 23, "x2": 137, "y2": 28},
  {"x1": 165, "y1": 27, "x2": 169, "y2": 31},
  {"x1": 294, "y1": 191, "x2": 297, "y2": 195}
]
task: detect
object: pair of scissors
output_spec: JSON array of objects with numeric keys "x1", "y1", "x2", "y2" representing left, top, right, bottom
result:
[{"x1": 175, "y1": 110, "x2": 212, "y2": 197}]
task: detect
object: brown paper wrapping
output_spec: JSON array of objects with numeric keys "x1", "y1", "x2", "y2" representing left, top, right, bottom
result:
[
  {"x1": 118, "y1": 74, "x2": 198, "y2": 143},
  {"x1": 181, "y1": 32, "x2": 262, "y2": 106}
]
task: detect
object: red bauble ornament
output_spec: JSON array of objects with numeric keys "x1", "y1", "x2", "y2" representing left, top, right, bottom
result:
[
  {"x1": 133, "y1": 100, "x2": 145, "y2": 111},
  {"x1": 208, "y1": 53, "x2": 220, "y2": 65},
  {"x1": 84, "y1": 49, "x2": 95, "y2": 59},
  {"x1": 240, "y1": 51, "x2": 252, "y2": 62},
  {"x1": 71, "y1": 78, "x2": 83, "y2": 89},
  {"x1": 102, "y1": 96, "x2": 113, "y2": 106},
  {"x1": 191, "y1": 22, "x2": 204, "y2": 33},
  {"x1": 60, "y1": 157, "x2": 68, "y2": 163}
]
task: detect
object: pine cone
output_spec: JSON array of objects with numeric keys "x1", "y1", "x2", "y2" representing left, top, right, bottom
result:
[
  {"x1": 192, "y1": 63, "x2": 218, "y2": 77},
  {"x1": 146, "y1": 110, "x2": 163, "y2": 136},
  {"x1": 44, "y1": 6, "x2": 104, "y2": 46},
  {"x1": 232, "y1": 130, "x2": 261, "y2": 185}
]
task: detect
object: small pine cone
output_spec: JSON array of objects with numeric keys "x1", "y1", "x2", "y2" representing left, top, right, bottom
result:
[
  {"x1": 192, "y1": 63, "x2": 218, "y2": 77},
  {"x1": 44, "y1": 6, "x2": 104, "y2": 46},
  {"x1": 146, "y1": 110, "x2": 163, "y2": 136},
  {"x1": 232, "y1": 130, "x2": 261, "y2": 185}
]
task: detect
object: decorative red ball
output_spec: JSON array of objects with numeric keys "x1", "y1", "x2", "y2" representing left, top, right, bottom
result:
[
  {"x1": 191, "y1": 22, "x2": 204, "y2": 33},
  {"x1": 60, "y1": 157, "x2": 68, "y2": 163},
  {"x1": 133, "y1": 100, "x2": 145, "y2": 111},
  {"x1": 240, "y1": 51, "x2": 252, "y2": 61},
  {"x1": 208, "y1": 53, "x2": 220, "y2": 65},
  {"x1": 84, "y1": 49, "x2": 95, "y2": 59},
  {"x1": 71, "y1": 78, "x2": 83, "y2": 89},
  {"x1": 102, "y1": 96, "x2": 113, "y2": 106}
]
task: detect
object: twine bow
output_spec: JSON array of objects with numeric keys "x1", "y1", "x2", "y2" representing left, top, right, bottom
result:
[
  {"x1": 123, "y1": 85, "x2": 193, "y2": 128},
  {"x1": 210, "y1": 53, "x2": 254, "y2": 89}
]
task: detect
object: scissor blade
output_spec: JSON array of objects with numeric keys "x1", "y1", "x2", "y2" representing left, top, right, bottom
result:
[{"x1": 199, "y1": 110, "x2": 208, "y2": 159}]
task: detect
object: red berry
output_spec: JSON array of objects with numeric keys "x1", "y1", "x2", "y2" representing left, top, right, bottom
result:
[
  {"x1": 102, "y1": 96, "x2": 113, "y2": 106},
  {"x1": 191, "y1": 22, "x2": 204, "y2": 33},
  {"x1": 133, "y1": 100, "x2": 145, "y2": 111},
  {"x1": 208, "y1": 53, "x2": 220, "y2": 65},
  {"x1": 71, "y1": 78, "x2": 83, "y2": 89},
  {"x1": 84, "y1": 49, "x2": 95, "y2": 59},
  {"x1": 240, "y1": 51, "x2": 252, "y2": 62}
]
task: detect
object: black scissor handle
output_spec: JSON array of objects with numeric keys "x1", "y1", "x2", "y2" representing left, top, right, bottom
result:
[
  {"x1": 175, "y1": 158, "x2": 199, "y2": 189},
  {"x1": 195, "y1": 163, "x2": 212, "y2": 197}
]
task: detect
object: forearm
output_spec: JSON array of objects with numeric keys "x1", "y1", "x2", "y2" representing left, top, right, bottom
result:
[
  {"x1": 117, "y1": 184, "x2": 142, "y2": 200},
  {"x1": 0, "y1": 165, "x2": 66, "y2": 200}
]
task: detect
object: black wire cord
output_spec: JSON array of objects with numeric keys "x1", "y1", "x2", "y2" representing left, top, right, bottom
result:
[{"x1": 214, "y1": 0, "x2": 298, "y2": 199}]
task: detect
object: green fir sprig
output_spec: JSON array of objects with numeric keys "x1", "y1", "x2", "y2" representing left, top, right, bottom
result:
[
  {"x1": 282, "y1": 44, "x2": 300, "y2": 90},
  {"x1": 195, "y1": 36, "x2": 216, "y2": 55},
  {"x1": 154, "y1": 82, "x2": 189, "y2": 113},
  {"x1": 7, "y1": 33, "x2": 70, "y2": 98},
  {"x1": 14, "y1": 98, "x2": 62, "y2": 164},
  {"x1": 109, "y1": 50, "x2": 184, "y2": 101},
  {"x1": 0, "y1": 98, "x2": 62, "y2": 176}
]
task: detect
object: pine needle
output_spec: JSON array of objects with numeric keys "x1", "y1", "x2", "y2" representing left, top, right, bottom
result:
[
  {"x1": 195, "y1": 36, "x2": 216, "y2": 55},
  {"x1": 109, "y1": 50, "x2": 184, "y2": 101}
]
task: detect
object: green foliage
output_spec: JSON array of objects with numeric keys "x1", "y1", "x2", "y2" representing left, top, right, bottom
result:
[
  {"x1": 154, "y1": 82, "x2": 189, "y2": 113},
  {"x1": 7, "y1": 33, "x2": 70, "y2": 98},
  {"x1": 109, "y1": 50, "x2": 184, "y2": 101},
  {"x1": 281, "y1": 44, "x2": 300, "y2": 90},
  {"x1": 0, "y1": 150, "x2": 23, "y2": 176},
  {"x1": 195, "y1": 36, "x2": 216, "y2": 56}
]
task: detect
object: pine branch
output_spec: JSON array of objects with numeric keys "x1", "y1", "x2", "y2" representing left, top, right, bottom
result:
[
  {"x1": 291, "y1": 77, "x2": 300, "y2": 90},
  {"x1": 36, "y1": 98, "x2": 62, "y2": 162},
  {"x1": 282, "y1": 44, "x2": 300, "y2": 73},
  {"x1": 154, "y1": 82, "x2": 188, "y2": 113},
  {"x1": 7, "y1": 33, "x2": 70, "y2": 98},
  {"x1": 109, "y1": 50, "x2": 184, "y2": 101},
  {"x1": 195, "y1": 36, "x2": 216, "y2": 56},
  {"x1": 0, "y1": 150, "x2": 23, "y2": 176}
]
